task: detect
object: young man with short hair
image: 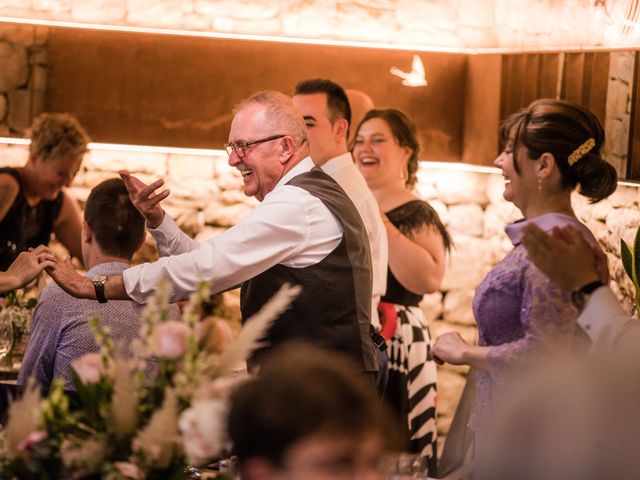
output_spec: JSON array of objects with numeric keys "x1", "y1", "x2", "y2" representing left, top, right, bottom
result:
[{"x1": 19, "y1": 178, "x2": 180, "y2": 390}]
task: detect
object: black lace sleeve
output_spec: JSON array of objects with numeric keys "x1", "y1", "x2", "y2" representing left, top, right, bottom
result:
[{"x1": 386, "y1": 200, "x2": 452, "y2": 252}]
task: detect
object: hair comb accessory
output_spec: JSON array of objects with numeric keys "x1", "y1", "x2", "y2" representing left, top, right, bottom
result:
[{"x1": 568, "y1": 137, "x2": 596, "y2": 166}]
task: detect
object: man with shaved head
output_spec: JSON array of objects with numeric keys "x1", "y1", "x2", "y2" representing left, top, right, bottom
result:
[
  {"x1": 49, "y1": 91, "x2": 379, "y2": 377},
  {"x1": 346, "y1": 89, "x2": 375, "y2": 145}
]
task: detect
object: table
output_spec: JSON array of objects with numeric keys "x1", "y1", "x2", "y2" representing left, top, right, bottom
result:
[{"x1": 0, "y1": 365, "x2": 19, "y2": 381}]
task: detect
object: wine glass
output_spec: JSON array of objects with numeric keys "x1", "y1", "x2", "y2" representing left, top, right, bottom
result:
[
  {"x1": 0, "y1": 318, "x2": 13, "y2": 365},
  {"x1": 381, "y1": 453, "x2": 430, "y2": 479}
]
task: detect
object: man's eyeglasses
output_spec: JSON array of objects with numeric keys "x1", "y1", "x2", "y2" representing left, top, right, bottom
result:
[{"x1": 224, "y1": 134, "x2": 285, "y2": 159}]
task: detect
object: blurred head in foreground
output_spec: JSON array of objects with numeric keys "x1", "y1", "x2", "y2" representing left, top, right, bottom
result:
[
  {"x1": 476, "y1": 353, "x2": 640, "y2": 480},
  {"x1": 228, "y1": 343, "x2": 400, "y2": 480}
]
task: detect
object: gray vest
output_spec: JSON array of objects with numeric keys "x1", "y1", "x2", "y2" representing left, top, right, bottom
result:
[{"x1": 240, "y1": 167, "x2": 378, "y2": 372}]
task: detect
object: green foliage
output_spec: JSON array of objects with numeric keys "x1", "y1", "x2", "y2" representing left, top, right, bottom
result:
[
  {"x1": 620, "y1": 226, "x2": 640, "y2": 313},
  {"x1": 41, "y1": 381, "x2": 75, "y2": 438},
  {"x1": 0, "y1": 440, "x2": 66, "y2": 480}
]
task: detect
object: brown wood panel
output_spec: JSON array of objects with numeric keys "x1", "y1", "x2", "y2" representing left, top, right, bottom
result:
[
  {"x1": 582, "y1": 53, "x2": 595, "y2": 106},
  {"x1": 562, "y1": 53, "x2": 586, "y2": 105},
  {"x1": 500, "y1": 53, "x2": 561, "y2": 120},
  {"x1": 498, "y1": 51, "x2": 634, "y2": 178},
  {"x1": 500, "y1": 54, "x2": 528, "y2": 119},
  {"x1": 539, "y1": 54, "x2": 560, "y2": 99},
  {"x1": 46, "y1": 28, "x2": 466, "y2": 162},
  {"x1": 628, "y1": 51, "x2": 640, "y2": 179},
  {"x1": 586, "y1": 52, "x2": 610, "y2": 124},
  {"x1": 524, "y1": 54, "x2": 541, "y2": 105},
  {"x1": 462, "y1": 54, "x2": 501, "y2": 166},
  {"x1": 499, "y1": 55, "x2": 513, "y2": 120},
  {"x1": 560, "y1": 52, "x2": 609, "y2": 124}
]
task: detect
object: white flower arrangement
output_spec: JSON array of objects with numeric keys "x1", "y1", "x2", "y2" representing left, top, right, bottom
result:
[
  {"x1": 0, "y1": 290, "x2": 37, "y2": 360},
  {"x1": 0, "y1": 280, "x2": 300, "y2": 479}
]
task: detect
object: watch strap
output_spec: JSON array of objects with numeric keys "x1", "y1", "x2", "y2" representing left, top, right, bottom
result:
[
  {"x1": 576, "y1": 280, "x2": 605, "y2": 296},
  {"x1": 571, "y1": 280, "x2": 605, "y2": 310},
  {"x1": 92, "y1": 277, "x2": 108, "y2": 303}
]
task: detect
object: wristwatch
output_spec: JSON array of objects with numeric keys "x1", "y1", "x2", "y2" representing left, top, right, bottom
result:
[
  {"x1": 92, "y1": 275, "x2": 108, "y2": 303},
  {"x1": 571, "y1": 280, "x2": 605, "y2": 311}
]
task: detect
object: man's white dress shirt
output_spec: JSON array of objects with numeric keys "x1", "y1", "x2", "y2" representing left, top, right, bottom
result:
[
  {"x1": 578, "y1": 286, "x2": 640, "y2": 355},
  {"x1": 123, "y1": 157, "x2": 343, "y2": 303},
  {"x1": 320, "y1": 152, "x2": 388, "y2": 328}
]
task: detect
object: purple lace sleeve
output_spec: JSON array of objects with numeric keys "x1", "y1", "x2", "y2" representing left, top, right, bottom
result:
[{"x1": 486, "y1": 260, "x2": 579, "y2": 370}]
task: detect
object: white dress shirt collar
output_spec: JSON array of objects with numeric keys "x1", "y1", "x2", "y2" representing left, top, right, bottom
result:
[
  {"x1": 275, "y1": 156, "x2": 315, "y2": 189},
  {"x1": 321, "y1": 152, "x2": 353, "y2": 176}
]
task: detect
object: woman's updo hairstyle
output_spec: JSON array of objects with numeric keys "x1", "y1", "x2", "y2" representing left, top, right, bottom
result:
[
  {"x1": 499, "y1": 99, "x2": 617, "y2": 203},
  {"x1": 356, "y1": 109, "x2": 420, "y2": 188}
]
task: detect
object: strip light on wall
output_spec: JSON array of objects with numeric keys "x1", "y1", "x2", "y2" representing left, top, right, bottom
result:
[
  {"x1": 3, "y1": 136, "x2": 640, "y2": 185},
  {"x1": 0, "y1": 137, "x2": 494, "y2": 172},
  {"x1": 0, "y1": 136, "x2": 544, "y2": 178},
  {"x1": 0, "y1": 16, "x2": 636, "y2": 55},
  {"x1": 0, "y1": 136, "x2": 227, "y2": 157}
]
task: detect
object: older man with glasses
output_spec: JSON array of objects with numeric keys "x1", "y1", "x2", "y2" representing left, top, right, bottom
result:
[{"x1": 47, "y1": 90, "x2": 379, "y2": 377}]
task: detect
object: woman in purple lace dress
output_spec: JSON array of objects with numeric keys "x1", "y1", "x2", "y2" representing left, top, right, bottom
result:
[{"x1": 432, "y1": 99, "x2": 617, "y2": 450}]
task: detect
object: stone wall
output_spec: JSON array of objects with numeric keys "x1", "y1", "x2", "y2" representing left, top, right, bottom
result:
[
  {"x1": 0, "y1": 0, "x2": 611, "y2": 49},
  {"x1": 605, "y1": 50, "x2": 635, "y2": 177},
  {"x1": 0, "y1": 24, "x2": 48, "y2": 136},
  {"x1": 2, "y1": 141, "x2": 639, "y2": 450}
]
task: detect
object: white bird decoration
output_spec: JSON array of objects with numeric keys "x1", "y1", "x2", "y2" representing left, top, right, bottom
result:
[{"x1": 390, "y1": 55, "x2": 428, "y2": 87}]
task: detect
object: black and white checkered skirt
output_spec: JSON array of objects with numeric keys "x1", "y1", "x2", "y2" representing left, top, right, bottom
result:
[{"x1": 386, "y1": 304, "x2": 438, "y2": 475}]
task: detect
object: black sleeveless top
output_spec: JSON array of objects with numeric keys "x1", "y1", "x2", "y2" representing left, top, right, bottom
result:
[
  {"x1": 382, "y1": 199, "x2": 448, "y2": 307},
  {"x1": 240, "y1": 167, "x2": 378, "y2": 373},
  {"x1": 0, "y1": 167, "x2": 63, "y2": 271}
]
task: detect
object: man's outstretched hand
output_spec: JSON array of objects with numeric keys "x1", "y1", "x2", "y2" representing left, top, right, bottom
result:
[
  {"x1": 120, "y1": 170, "x2": 169, "y2": 229},
  {"x1": 46, "y1": 257, "x2": 94, "y2": 299}
]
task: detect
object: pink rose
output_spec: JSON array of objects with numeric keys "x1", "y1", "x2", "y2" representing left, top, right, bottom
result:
[
  {"x1": 151, "y1": 321, "x2": 191, "y2": 359},
  {"x1": 71, "y1": 353, "x2": 105, "y2": 384},
  {"x1": 17, "y1": 430, "x2": 47, "y2": 454},
  {"x1": 179, "y1": 399, "x2": 229, "y2": 466}
]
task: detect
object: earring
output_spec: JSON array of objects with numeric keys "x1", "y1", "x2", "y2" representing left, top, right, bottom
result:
[{"x1": 537, "y1": 177, "x2": 543, "y2": 195}]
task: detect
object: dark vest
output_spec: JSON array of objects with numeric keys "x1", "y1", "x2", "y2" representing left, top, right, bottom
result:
[
  {"x1": 240, "y1": 167, "x2": 378, "y2": 372},
  {"x1": 0, "y1": 167, "x2": 63, "y2": 271}
]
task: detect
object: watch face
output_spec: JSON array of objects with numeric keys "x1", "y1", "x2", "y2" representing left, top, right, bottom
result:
[{"x1": 93, "y1": 275, "x2": 107, "y2": 283}]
